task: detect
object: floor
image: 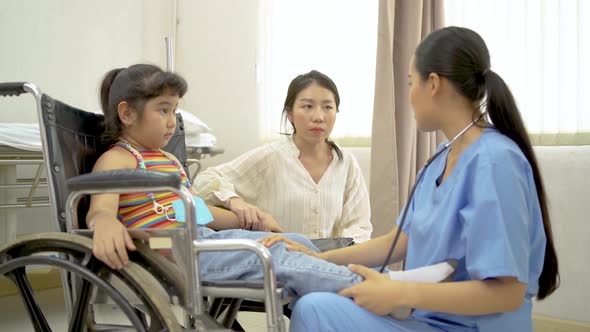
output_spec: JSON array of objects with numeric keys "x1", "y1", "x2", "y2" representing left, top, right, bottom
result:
[
  {"x1": 1, "y1": 286, "x2": 588, "y2": 331},
  {"x1": 0, "y1": 287, "x2": 285, "y2": 331}
]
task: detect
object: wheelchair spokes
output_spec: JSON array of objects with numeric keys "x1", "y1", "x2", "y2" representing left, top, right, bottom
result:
[{"x1": 0, "y1": 233, "x2": 181, "y2": 332}]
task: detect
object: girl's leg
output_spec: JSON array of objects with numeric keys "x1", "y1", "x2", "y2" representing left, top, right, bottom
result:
[
  {"x1": 196, "y1": 228, "x2": 361, "y2": 296},
  {"x1": 290, "y1": 292, "x2": 444, "y2": 332}
]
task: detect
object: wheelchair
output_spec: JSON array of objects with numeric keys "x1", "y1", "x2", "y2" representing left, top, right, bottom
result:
[{"x1": 0, "y1": 82, "x2": 295, "y2": 331}]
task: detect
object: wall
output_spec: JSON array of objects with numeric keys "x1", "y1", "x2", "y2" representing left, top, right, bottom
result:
[
  {"x1": 0, "y1": 0, "x2": 173, "y2": 232},
  {"x1": 0, "y1": 0, "x2": 144, "y2": 122},
  {"x1": 1, "y1": 0, "x2": 588, "y2": 323},
  {"x1": 176, "y1": 0, "x2": 261, "y2": 167},
  {"x1": 531, "y1": 146, "x2": 590, "y2": 322}
]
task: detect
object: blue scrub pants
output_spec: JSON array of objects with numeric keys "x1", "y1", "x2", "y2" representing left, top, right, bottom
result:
[{"x1": 289, "y1": 292, "x2": 445, "y2": 332}]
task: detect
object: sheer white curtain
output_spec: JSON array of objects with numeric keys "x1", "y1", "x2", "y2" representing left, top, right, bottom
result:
[
  {"x1": 257, "y1": 0, "x2": 378, "y2": 144},
  {"x1": 445, "y1": 0, "x2": 590, "y2": 145}
]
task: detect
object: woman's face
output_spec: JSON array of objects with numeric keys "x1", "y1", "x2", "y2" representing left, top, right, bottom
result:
[
  {"x1": 288, "y1": 82, "x2": 337, "y2": 144},
  {"x1": 409, "y1": 56, "x2": 439, "y2": 131}
]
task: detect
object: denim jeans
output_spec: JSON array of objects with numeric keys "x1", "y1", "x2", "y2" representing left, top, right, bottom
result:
[{"x1": 195, "y1": 226, "x2": 362, "y2": 297}]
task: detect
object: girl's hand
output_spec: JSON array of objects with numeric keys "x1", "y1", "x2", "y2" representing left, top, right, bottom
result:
[
  {"x1": 92, "y1": 216, "x2": 136, "y2": 270},
  {"x1": 338, "y1": 264, "x2": 405, "y2": 315},
  {"x1": 258, "y1": 234, "x2": 320, "y2": 258},
  {"x1": 228, "y1": 197, "x2": 265, "y2": 230}
]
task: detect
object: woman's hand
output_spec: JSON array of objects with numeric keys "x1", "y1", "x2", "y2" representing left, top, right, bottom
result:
[
  {"x1": 227, "y1": 197, "x2": 266, "y2": 230},
  {"x1": 258, "y1": 234, "x2": 320, "y2": 258},
  {"x1": 92, "y1": 215, "x2": 136, "y2": 270},
  {"x1": 255, "y1": 213, "x2": 284, "y2": 233},
  {"x1": 338, "y1": 264, "x2": 405, "y2": 316}
]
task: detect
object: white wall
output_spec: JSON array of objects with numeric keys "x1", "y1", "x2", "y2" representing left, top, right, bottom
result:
[
  {"x1": 0, "y1": 0, "x2": 177, "y2": 121},
  {"x1": 176, "y1": 0, "x2": 262, "y2": 168},
  {"x1": 2, "y1": 0, "x2": 588, "y2": 323},
  {"x1": 531, "y1": 146, "x2": 590, "y2": 322},
  {"x1": 0, "y1": 0, "x2": 174, "y2": 232}
]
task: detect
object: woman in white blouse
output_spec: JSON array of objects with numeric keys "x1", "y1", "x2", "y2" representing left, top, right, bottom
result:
[{"x1": 195, "y1": 70, "x2": 372, "y2": 242}]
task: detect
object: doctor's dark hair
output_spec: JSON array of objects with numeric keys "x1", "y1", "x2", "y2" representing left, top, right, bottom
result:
[
  {"x1": 281, "y1": 70, "x2": 343, "y2": 161},
  {"x1": 99, "y1": 64, "x2": 188, "y2": 143},
  {"x1": 415, "y1": 27, "x2": 559, "y2": 300}
]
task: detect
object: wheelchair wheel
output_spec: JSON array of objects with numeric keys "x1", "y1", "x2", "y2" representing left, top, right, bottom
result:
[{"x1": 0, "y1": 232, "x2": 181, "y2": 332}]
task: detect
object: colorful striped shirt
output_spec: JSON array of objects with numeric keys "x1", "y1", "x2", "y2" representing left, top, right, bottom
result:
[{"x1": 115, "y1": 143, "x2": 190, "y2": 229}]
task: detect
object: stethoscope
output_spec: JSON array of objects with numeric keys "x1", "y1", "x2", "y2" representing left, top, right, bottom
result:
[{"x1": 379, "y1": 111, "x2": 488, "y2": 273}]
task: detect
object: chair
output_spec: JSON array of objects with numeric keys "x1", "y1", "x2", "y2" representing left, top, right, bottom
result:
[{"x1": 0, "y1": 82, "x2": 287, "y2": 331}]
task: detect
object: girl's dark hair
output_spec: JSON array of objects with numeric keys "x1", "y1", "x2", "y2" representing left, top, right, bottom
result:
[
  {"x1": 99, "y1": 64, "x2": 188, "y2": 142},
  {"x1": 282, "y1": 70, "x2": 343, "y2": 161},
  {"x1": 415, "y1": 26, "x2": 559, "y2": 300}
]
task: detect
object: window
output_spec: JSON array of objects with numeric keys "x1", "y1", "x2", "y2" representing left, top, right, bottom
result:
[
  {"x1": 445, "y1": 0, "x2": 590, "y2": 145},
  {"x1": 257, "y1": 0, "x2": 378, "y2": 145}
]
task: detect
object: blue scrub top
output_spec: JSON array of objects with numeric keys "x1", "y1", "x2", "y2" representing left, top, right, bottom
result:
[{"x1": 398, "y1": 128, "x2": 546, "y2": 332}]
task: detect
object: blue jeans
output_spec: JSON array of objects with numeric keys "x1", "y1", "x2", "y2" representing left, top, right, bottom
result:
[{"x1": 195, "y1": 226, "x2": 362, "y2": 297}]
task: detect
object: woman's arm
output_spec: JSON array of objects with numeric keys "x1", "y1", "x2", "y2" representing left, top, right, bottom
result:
[
  {"x1": 340, "y1": 264, "x2": 527, "y2": 316},
  {"x1": 194, "y1": 145, "x2": 276, "y2": 229},
  {"x1": 193, "y1": 145, "x2": 275, "y2": 207},
  {"x1": 402, "y1": 277, "x2": 527, "y2": 315},
  {"x1": 338, "y1": 154, "x2": 373, "y2": 242},
  {"x1": 206, "y1": 205, "x2": 283, "y2": 232},
  {"x1": 321, "y1": 226, "x2": 407, "y2": 267},
  {"x1": 260, "y1": 226, "x2": 408, "y2": 268}
]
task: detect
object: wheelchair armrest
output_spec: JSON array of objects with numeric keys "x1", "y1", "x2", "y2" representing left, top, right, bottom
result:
[{"x1": 67, "y1": 169, "x2": 182, "y2": 192}]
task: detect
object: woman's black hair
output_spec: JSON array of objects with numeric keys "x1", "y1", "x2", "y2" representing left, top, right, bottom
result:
[
  {"x1": 99, "y1": 64, "x2": 188, "y2": 143},
  {"x1": 282, "y1": 70, "x2": 343, "y2": 161},
  {"x1": 415, "y1": 26, "x2": 559, "y2": 300}
]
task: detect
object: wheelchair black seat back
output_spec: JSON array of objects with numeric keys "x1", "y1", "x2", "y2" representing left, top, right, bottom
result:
[{"x1": 38, "y1": 94, "x2": 188, "y2": 232}]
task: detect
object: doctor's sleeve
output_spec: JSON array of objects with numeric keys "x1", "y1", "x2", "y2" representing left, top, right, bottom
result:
[{"x1": 460, "y1": 159, "x2": 534, "y2": 284}]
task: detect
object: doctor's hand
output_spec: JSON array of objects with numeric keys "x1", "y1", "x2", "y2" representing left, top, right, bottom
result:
[
  {"x1": 227, "y1": 197, "x2": 265, "y2": 230},
  {"x1": 338, "y1": 264, "x2": 405, "y2": 316}
]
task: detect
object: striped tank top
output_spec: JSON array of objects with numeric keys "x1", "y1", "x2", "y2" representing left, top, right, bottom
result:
[{"x1": 115, "y1": 142, "x2": 190, "y2": 229}]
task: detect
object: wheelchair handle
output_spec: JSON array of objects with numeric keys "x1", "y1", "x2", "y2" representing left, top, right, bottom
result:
[{"x1": 0, "y1": 82, "x2": 27, "y2": 97}]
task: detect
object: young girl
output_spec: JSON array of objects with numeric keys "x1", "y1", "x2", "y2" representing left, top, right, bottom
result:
[
  {"x1": 261, "y1": 27, "x2": 559, "y2": 331},
  {"x1": 195, "y1": 70, "x2": 372, "y2": 242}
]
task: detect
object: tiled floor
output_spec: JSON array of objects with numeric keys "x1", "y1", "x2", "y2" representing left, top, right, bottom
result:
[{"x1": 0, "y1": 287, "x2": 287, "y2": 331}]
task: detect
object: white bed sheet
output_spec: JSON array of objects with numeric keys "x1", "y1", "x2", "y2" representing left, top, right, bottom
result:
[{"x1": 0, "y1": 110, "x2": 216, "y2": 151}]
